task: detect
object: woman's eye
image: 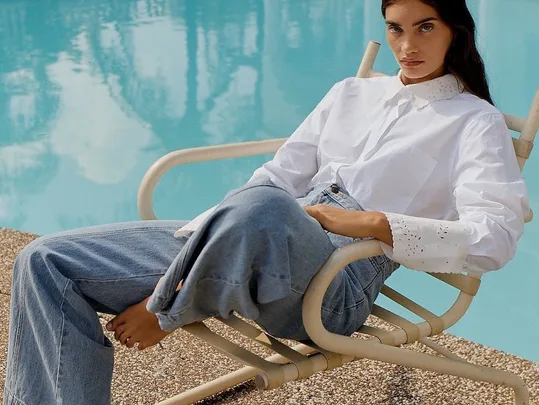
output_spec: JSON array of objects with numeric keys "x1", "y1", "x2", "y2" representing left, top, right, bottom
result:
[{"x1": 420, "y1": 24, "x2": 434, "y2": 32}]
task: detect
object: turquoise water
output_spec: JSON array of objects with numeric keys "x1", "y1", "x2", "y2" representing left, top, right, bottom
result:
[{"x1": 1, "y1": 0, "x2": 538, "y2": 361}]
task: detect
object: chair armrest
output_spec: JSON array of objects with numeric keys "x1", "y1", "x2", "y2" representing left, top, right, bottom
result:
[
  {"x1": 137, "y1": 138, "x2": 287, "y2": 220},
  {"x1": 302, "y1": 239, "x2": 384, "y2": 352},
  {"x1": 302, "y1": 239, "x2": 478, "y2": 354}
]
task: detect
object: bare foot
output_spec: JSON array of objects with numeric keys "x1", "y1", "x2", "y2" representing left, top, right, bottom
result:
[
  {"x1": 106, "y1": 297, "x2": 171, "y2": 350},
  {"x1": 106, "y1": 279, "x2": 183, "y2": 350}
]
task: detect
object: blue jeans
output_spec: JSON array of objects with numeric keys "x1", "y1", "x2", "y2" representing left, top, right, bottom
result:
[{"x1": 4, "y1": 181, "x2": 397, "y2": 405}]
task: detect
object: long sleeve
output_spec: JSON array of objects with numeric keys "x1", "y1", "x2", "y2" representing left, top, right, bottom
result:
[
  {"x1": 248, "y1": 80, "x2": 344, "y2": 197},
  {"x1": 381, "y1": 113, "x2": 529, "y2": 274}
]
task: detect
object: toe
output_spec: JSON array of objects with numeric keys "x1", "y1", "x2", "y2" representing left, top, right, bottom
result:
[
  {"x1": 137, "y1": 336, "x2": 159, "y2": 351},
  {"x1": 138, "y1": 331, "x2": 169, "y2": 351},
  {"x1": 119, "y1": 330, "x2": 131, "y2": 345},
  {"x1": 125, "y1": 337, "x2": 138, "y2": 349},
  {"x1": 107, "y1": 313, "x2": 127, "y2": 331},
  {"x1": 114, "y1": 324, "x2": 128, "y2": 341},
  {"x1": 137, "y1": 341, "x2": 149, "y2": 351}
]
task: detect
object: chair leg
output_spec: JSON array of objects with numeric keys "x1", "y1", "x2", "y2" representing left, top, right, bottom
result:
[
  {"x1": 155, "y1": 342, "x2": 319, "y2": 405},
  {"x1": 359, "y1": 343, "x2": 529, "y2": 405},
  {"x1": 155, "y1": 365, "x2": 259, "y2": 405},
  {"x1": 428, "y1": 356, "x2": 529, "y2": 405}
]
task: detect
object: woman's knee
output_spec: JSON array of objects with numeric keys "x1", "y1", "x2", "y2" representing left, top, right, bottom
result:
[
  {"x1": 223, "y1": 184, "x2": 303, "y2": 232},
  {"x1": 15, "y1": 237, "x2": 47, "y2": 267},
  {"x1": 13, "y1": 236, "x2": 64, "y2": 285}
]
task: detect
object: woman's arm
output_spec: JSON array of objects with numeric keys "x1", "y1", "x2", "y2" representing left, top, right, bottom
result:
[
  {"x1": 381, "y1": 113, "x2": 529, "y2": 274},
  {"x1": 248, "y1": 80, "x2": 345, "y2": 197},
  {"x1": 306, "y1": 113, "x2": 529, "y2": 275},
  {"x1": 304, "y1": 205, "x2": 394, "y2": 246}
]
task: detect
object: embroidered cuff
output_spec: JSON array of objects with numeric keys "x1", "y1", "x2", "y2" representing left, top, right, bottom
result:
[{"x1": 381, "y1": 212, "x2": 471, "y2": 273}]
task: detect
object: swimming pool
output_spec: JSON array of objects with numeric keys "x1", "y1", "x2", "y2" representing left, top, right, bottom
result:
[{"x1": 1, "y1": 0, "x2": 538, "y2": 361}]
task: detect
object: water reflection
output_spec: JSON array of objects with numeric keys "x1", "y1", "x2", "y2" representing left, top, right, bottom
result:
[
  {"x1": 48, "y1": 33, "x2": 153, "y2": 184},
  {"x1": 1, "y1": 0, "x2": 538, "y2": 232},
  {"x1": 0, "y1": 0, "x2": 369, "y2": 233}
]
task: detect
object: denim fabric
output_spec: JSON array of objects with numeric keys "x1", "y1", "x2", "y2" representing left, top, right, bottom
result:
[
  {"x1": 4, "y1": 220, "x2": 190, "y2": 405},
  {"x1": 4, "y1": 181, "x2": 397, "y2": 405},
  {"x1": 148, "y1": 180, "x2": 399, "y2": 339}
]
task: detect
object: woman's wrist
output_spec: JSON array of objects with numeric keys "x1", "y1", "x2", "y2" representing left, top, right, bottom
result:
[{"x1": 366, "y1": 211, "x2": 394, "y2": 247}]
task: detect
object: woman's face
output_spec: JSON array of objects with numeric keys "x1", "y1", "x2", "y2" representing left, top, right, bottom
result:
[{"x1": 385, "y1": 0, "x2": 453, "y2": 84}]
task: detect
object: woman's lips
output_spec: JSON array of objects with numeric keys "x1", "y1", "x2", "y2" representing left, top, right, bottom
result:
[{"x1": 401, "y1": 60, "x2": 424, "y2": 68}]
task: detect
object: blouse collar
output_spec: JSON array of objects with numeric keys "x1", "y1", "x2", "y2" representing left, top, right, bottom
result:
[{"x1": 384, "y1": 71, "x2": 462, "y2": 109}]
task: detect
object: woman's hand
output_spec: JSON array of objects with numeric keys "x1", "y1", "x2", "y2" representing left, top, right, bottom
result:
[{"x1": 304, "y1": 204, "x2": 394, "y2": 247}]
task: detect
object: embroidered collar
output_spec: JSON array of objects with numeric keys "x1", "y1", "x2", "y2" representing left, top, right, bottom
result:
[{"x1": 383, "y1": 71, "x2": 462, "y2": 109}]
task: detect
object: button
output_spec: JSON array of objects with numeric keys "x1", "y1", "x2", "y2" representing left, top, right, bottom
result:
[{"x1": 330, "y1": 185, "x2": 339, "y2": 193}]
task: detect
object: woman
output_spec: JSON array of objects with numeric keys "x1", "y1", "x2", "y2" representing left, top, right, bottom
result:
[{"x1": 4, "y1": 0, "x2": 529, "y2": 404}]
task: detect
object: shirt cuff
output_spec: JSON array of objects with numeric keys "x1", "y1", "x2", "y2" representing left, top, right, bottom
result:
[
  {"x1": 174, "y1": 205, "x2": 217, "y2": 238},
  {"x1": 381, "y1": 212, "x2": 471, "y2": 273}
]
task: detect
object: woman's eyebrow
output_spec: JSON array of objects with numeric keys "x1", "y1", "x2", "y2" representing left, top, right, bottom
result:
[{"x1": 385, "y1": 17, "x2": 438, "y2": 26}]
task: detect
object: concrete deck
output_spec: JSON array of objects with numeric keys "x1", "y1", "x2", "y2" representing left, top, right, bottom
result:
[{"x1": 1, "y1": 228, "x2": 537, "y2": 404}]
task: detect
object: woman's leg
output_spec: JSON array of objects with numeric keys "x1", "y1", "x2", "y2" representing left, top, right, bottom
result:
[
  {"x1": 4, "y1": 182, "x2": 395, "y2": 405},
  {"x1": 253, "y1": 184, "x2": 397, "y2": 340},
  {"x1": 4, "y1": 220, "x2": 188, "y2": 405},
  {"x1": 146, "y1": 181, "x2": 396, "y2": 341}
]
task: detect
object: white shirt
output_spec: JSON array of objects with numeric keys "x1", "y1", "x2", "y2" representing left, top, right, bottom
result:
[{"x1": 176, "y1": 73, "x2": 529, "y2": 275}]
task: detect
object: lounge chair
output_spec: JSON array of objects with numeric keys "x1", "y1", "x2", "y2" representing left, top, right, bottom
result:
[{"x1": 137, "y1": 41, "x2": 539, "y2": 405}]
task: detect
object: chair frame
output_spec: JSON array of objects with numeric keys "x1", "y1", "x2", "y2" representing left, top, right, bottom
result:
[{"x1": 137, "y1": 41, "x2": 539, "y2": 405}]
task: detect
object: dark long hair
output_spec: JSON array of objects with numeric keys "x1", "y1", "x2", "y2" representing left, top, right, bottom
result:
[{"x1": 381, "y1": 0, "x2": 494, "y2": 105}]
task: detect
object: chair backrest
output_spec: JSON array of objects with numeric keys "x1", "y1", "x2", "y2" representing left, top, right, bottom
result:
[{"x1": 357, "y1": 41, "x2": 539, "y2": 223}]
